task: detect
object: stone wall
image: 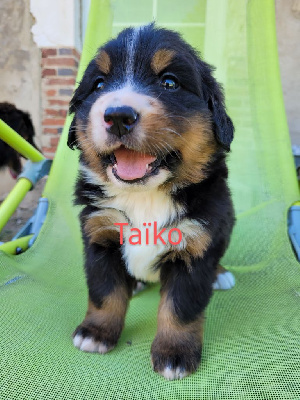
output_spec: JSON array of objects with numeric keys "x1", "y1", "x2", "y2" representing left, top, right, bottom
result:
[
  {"x1": 275, "y1": 0, "x2": 300, "y2": 146},
  {"x1": 0, "y1": 0, "x2": 41, "y2": 196}
]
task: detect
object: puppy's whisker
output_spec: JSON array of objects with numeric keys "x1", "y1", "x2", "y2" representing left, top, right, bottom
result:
[{"x1": 159, "y1": 127, "x2": 182, "y2": 137}]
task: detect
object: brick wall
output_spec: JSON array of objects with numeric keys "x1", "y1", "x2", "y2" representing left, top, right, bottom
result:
[{"x1": 41, "y1": 48, "x2": 80, "y2": 158}]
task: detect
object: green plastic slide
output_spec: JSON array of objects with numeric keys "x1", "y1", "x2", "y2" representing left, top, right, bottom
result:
[{"x1": 1, "y1": 0, "x2": 299, "y2": 399}]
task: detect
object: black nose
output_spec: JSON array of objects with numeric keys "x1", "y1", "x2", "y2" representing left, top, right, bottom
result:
[{"x1": 104, "y1": 106, "x2": 138, "y2": 137}]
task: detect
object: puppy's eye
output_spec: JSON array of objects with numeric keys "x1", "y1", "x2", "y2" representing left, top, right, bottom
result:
[
  {"x1": 93, "y1": 77, "x2": 105, "y2": 91},
  {"x1": 160, "y1": 74, "x2": 179, "y2": 90}
]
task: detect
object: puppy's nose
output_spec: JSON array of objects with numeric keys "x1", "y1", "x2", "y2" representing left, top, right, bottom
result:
[{"x1": 104, "y1": 106, "x2": 138, "y2": 137}]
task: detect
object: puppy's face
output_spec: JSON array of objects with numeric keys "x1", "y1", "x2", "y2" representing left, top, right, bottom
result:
[{"x1": 69, "y1": 25, "x2": 233, "y2": 189}]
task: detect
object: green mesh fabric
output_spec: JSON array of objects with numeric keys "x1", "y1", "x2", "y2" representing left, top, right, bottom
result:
[{"x1": 1, "y1": 0, "x2": 300, "y2": 399}]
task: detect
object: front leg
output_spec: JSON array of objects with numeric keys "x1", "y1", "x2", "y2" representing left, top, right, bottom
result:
[
  {"x1": 73, "y1": 238, "x2": 135, "y2": 354},
  {"x1": 151, "y1": 254, "x2": 216, "y2": 380}
]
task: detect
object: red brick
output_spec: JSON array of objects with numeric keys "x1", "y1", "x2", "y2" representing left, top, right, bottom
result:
[
  {"x1": 43, "y1": 127, "x2": 58, "y2": 134},
  {"x1": 45, "y1": 89, "x2": 56, "y2": 96},
  {"x1": 50, "y1": 137, "x2": 60, "y2": 146},
  {"x1": 59, "y1": 48, "x2": 73, "y2": 56},
  {"x1": 48, "y1": 99, "x2": 70, "y2": 107},
  {"x1": 42, "y1": 118, "x2": 65, "y2": 126},
  {"x1": 42, "y1": 147, "x2": 56, "y2": 159},
  {"x1": 42, "y1": 69, "x2": 56, "y2": 77},
  {"x1": 42, "y1": 146, "x2": 56, "y2": 153},
  {"x1": 42, "y1": 48, "x2": 57, "y2": 58},
  {"x1": 47, "y1": 78, "x2": 76, "y2": 86},
  {"x1": 45, "y1": 109, "x2": 67, "y2": 118},
  {"x1": 73, "y1": 48, "x2": 81, "y2": 60},
  {"x1": 43, "y1": 57, "x2": 77, "y2": 67}
]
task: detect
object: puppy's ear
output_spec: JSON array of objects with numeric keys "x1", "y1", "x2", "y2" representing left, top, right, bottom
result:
[
  {"x1": 207, "y1": 94, "x2": 234, "y2": 151},
  {"x1": 67, "y1": 116, "x2": 79, "y2": 150},
  {"x1": 201, "y1": 62, "x2": 234, "y2": 151},
  {"x1": 67, "y1": 58, "x2": 99, "y2": 150},
  {"x1": 67, "y1": 81, "x2": 85, "y2": 150}
]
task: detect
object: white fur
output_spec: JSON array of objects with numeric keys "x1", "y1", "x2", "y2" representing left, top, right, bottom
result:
[
  {"x1": 89, "y1": 84, "x2": 157, "y2": 151},
  {"x1": 81, "y1": 165, "x2": 212, "y2": 282},
  {"x1": 160, "y1": 366, "x2": 189, "y2": 380},
  {"x1": 213, "y1": 271, "x2": 235, "y2": 290},
  {"x1": 73, "y1": 333, "x2": 110, "y2": 354},
  {"x1": 126, "y1": 28, "x2": 140, "y2": 81},
  {"x1": 104, "y1": 187, "x2": 184, "y2": 282}
]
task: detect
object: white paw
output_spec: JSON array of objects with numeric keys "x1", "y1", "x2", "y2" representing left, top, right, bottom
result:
[
  {"x1": 73, "y1": 334, "x2": 110, "y2": 354},
  {"x1": 213, "y1": 271, "x2": 235, "y2": 290},
  {"x1": 160, "y1": 366, "x2": 189, "y2": 380}
]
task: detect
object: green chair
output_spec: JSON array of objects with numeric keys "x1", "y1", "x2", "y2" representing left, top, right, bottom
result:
[{"x1": 1, "y1": 1, "x2": 299, "y2": 398}]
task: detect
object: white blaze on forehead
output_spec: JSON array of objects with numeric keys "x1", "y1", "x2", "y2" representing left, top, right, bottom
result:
[{"x1": 125, "y1": 26, "x2": 143, "y2": 82}]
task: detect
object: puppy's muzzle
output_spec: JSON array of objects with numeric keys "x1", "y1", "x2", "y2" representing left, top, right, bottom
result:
[{"x1": 104, "y1": 106, "x2": 139, "y2": 138}]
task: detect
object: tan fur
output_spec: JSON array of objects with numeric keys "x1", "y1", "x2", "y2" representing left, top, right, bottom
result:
[
  {"x1": 175, "y1": 116, "x2": 216, "y2": 185},
  {"x1": 96, "y1": 50, "x2": 111, "y2": 74},
  {"x1": 84, "y1": 209, "x2": 128, "y2": 245},
  {"x1": 78, "y1": 77, "x2": 216, "y2": 189},
  {"x1": 163, "y1": 221, "x2": 211, "y2": 268},
  {"x1": 156, "y1": 294, "x2": 204, "y2": 341},
  {"x1": 160, "y1": 219, "x2": 211, "y2": 267},
  {"x1": 151, "y1": 49, "x2": 175, "y2": 75},
  {"x1": 151, "y1": 293, "x2": 204, "y2": 374},
  {"x1": 76, "y1": 122, "x2": 109, "y2": 182},
  {"x1": 138, "y1": 105, "x2": 216, "y2": 186},
  {"x1": 85, "y1": 287, "x2": 129, "y2": 329}
]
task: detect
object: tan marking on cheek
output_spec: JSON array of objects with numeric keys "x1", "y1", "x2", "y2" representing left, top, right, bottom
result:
[
  {"x1": 139, "y1": 103, "x2": 176, "y2": 156},
  {"x1": 138, "y1": 104, "x2": 216, "y2": 186},
  {"x1": 76, "y1": 125, "x2": 109, "y2": 182},
  {"x1": 175, "y1": 116, "x2": 216, "y2": 185},
  {"x1": 96, "y1": 50, "x2": 111, "y2": 74},
  {"x1": 84, "y1": 209, "x2": 127, "y2": 245},
  {"x1": 151, "y1": 49, "x2": 175, "y2": 74}
]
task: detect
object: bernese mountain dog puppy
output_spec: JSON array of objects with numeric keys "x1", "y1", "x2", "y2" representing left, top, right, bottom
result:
[
  {"x1": 68, "y1": 24, "x2": 235, "y2": 380},
  {"x1": 0, "y1": 102, "x2": 39, "y2": 178}
]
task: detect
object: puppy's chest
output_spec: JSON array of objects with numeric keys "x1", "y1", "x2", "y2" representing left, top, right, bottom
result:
[{"x1": 103, "y1": 189, "x2": 183, "y2": 282}]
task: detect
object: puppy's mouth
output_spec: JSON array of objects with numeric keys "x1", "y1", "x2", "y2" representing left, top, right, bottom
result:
[{"x1": 109, "y1": 146, "x2": 161, "y2": 183}]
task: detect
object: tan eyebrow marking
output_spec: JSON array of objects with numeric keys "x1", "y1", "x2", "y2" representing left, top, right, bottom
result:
[
  {"x1": 151, "y1": 49, "x2": 175, "y2": 75},
  {"x1": 96, "y1": 50, "x2": 111, "y2": 74}
]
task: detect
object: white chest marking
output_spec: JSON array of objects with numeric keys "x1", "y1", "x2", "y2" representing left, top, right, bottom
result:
[{"x1": 105, "y1": 188, "x2": 183, "y2": 282}]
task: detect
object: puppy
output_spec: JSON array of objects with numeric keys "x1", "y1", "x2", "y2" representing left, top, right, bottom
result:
[
  {"x1": 68, "y1": 24, "x2": 235, "y2": 380},
  {"x1": 0, "y1": 102, "x2": 39, "y2": 178}
]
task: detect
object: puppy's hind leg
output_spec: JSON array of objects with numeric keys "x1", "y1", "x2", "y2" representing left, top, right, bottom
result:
[{"x1": 213, "y1": 264, "x2": 235, "y2": 290}]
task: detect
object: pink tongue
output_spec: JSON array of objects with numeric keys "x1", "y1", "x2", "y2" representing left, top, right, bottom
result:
[{"x1": 114, "y1": 147, "x2": 156, "y2": 181}]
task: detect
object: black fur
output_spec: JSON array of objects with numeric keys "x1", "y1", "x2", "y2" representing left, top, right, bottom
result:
[
  {"x1": 69, "y1": 24, "x2": 235, "y2": 379},
  {"x1": 0, "y1": 102, "x2": 39, "y2": 176}
]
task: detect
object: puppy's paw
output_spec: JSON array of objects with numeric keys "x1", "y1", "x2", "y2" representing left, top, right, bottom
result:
[
  {"x1": 72, "y1": 325, "x2": 115, "y2": 354},
  {"x1": 213, "y1": 270, "x2": 235, "y2": 290},
  {"x1": 151, "y1": 337, "x2": 201, "y2": 380}
]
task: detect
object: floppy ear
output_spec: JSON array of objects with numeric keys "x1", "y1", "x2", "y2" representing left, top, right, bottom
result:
[
  {"x1": 67, "y1": 58, "x2": 99, "y2": 150},
  {"x1": 67, "y1": 116, "x2": 79, "y2": 150},
  {"x1": 200, "y1": 61, "x2": 234, "y2": 151},
  {"x1": 207, "y1": 95, "x2": 234, "y2": 151},
  {"x1": 67, "y1": 82, "x2": 87, "y2": 150}
]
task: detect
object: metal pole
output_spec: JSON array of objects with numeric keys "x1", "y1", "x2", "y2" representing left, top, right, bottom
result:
[{"x1": 0, "y1": 119, "x2": 44, "y2": 162}]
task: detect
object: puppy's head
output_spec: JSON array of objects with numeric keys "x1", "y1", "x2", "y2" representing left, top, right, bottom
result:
[
  {"x1": 68, "y1": 24, "x2": 233, "y2": 189},
  {"x1": 0, "y1": 102, "x2": 38, "y2": 178}
]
